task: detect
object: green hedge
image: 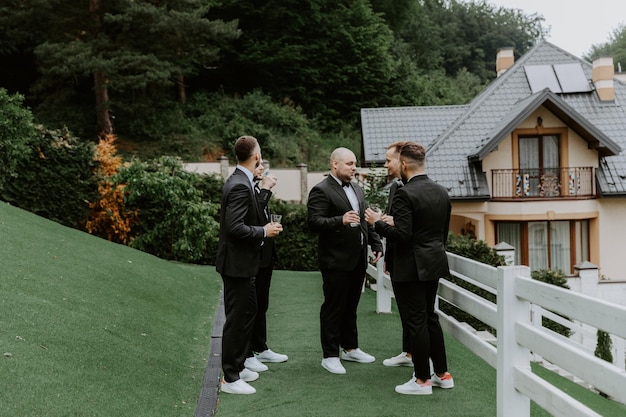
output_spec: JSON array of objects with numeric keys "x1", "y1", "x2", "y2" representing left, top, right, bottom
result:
[
  {"x1": 113, "y1": 156, "x2": 222, "y2": 264},
  {"x1": 270, "y1": 200, "x2": 318, "y2": 271}
]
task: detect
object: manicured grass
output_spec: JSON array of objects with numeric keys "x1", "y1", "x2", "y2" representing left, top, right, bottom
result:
[
  {"x1": 217, "y1": 270, "x2": 626, "y2": 417},
  {"x1": 0, "y1": 202, "x2": 221, "y2": 417},
  {"x1": 2, "y1": 201, "x2": 624, "y2": 416}
]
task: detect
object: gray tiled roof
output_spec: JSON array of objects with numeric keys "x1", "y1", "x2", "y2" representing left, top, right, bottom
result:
[
  {"x1": 360, "y1": 105, "x2": 467, "y2": 164},
  {"x1": 361, "y1": 41, "x2": 626, "y2": 198}
]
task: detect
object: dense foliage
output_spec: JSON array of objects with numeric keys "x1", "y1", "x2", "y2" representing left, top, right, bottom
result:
[
  {"x1": 86, "y1": 134, "x2": 137, "y2": 244},
  {"x1": 531, "y1": 269, "x2": 572, "y2": 337},
  {"x1": 594, "y1": 330, "x2": 614, "y2": 364},
  {"x1": 0, "y1": 0, "x2": 240, "y2": 137},
  {"x1": 113, "y1": 156, "x2": 222, "y2": 263},
  {"x1": 0, "y1": 90, "x2": 34, "y2": 192},
  {"x1": 585, "y1": 24, "x2": 626, "y2": 65},
  {"x1": 271, "y1": 200, "x2": 318, "y2": 271},
  {"x1": 0, "y1": 108, "x2": 98, "y2": 229},
  {"x1": 0, "y1": 0, "x2": 549, "y2": 154}
]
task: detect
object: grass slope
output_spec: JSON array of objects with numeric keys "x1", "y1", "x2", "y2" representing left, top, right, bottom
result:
[{"x1": 0, "y1": 202, "x2": 221, "y2": 417}]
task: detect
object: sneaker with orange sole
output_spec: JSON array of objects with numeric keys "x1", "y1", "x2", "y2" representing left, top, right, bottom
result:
[{"x1": 431, "y1": 372, "x2": 454, "y2": 389}]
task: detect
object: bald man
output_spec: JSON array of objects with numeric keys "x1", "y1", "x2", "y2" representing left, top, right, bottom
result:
[{"x1": 307, "y1": 147, "x2": 383, "y2": 375}]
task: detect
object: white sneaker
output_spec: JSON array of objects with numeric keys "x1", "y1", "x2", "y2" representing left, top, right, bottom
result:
[
  {"x1": 431, "y1": 372, "x2": 454, "y2": 389},
  {"x1": 395, "y1": 378, "x2": 432, "y2": 395},
  {"x1": 239, "y1": 368, "x2": 259, "y2": 382},
  {"x1": 221, "y1": 378, "x2": 256, "y2": 394},
  {"x1": 382, "y1": 352, "x2": 413, "y2": 367},
  {"x1": 244, "y1": 356, "x2": 268, "y2": 372},
  {"x1": 321, "y1": 357, "x2": 346, "y2": 374},
  {"x1": 255, "y1": 349, "x2": 288, "y2": 363},
  {"x1": 341, "y1": 348, "x2": 375, "y2": 363}
]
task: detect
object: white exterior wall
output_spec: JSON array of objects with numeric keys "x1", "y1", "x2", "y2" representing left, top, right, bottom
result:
[{"x1": 597, "y1": 199, "x2": 626, "y2": 281}]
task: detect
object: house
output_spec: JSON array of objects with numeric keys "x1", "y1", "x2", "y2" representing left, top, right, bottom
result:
[{"x1": 360, "y1": 41, "x2": 626, "y2": 286}]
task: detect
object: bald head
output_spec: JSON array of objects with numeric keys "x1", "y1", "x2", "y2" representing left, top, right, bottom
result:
[{"x1": 330, "y1": 147, "x2": 357, "y2": 182}]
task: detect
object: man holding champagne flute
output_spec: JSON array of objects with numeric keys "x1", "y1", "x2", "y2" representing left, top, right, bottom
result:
[{"x1": 243, "y1": 161, "x2": 290, "y2": 375}]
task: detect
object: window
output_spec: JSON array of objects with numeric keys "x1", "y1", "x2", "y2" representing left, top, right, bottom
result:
[
  {"x1": 519, "y1": 135, "x2": 560, "y2": 197},
  {"x1": 496, "y1": 220, "x2": 589, "y2": 274}
]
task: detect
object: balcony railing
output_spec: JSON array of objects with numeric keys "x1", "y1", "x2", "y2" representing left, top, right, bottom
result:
[{"x1": 491, "y1": 167, "x2": 595, "y2": 199}]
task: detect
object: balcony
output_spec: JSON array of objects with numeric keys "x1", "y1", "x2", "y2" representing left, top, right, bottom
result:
[{"x1": 491, "y1": 167, "x2": 595, "y2": 200}]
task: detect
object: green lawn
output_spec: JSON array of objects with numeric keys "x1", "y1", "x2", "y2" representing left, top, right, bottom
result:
[
  {"x1": 0, "y1": 202, "x2": 221, "y2": 417},
  {"x1": 2, "y1": 201, "x2": 624, "y2": 417}
]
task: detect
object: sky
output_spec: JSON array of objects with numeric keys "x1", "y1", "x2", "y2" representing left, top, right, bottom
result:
[{"x1": 487, "y1": 0, "x2": 626, "y2": 58}]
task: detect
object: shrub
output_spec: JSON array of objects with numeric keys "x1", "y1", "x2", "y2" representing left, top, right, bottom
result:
[
  {"x1": 531, "y1": 269, "x2": 572, "y2": 337},
  {"x1": 270, "y1": 200, "x2": 318, "y2": 271},
  {"x1": 439, "y1": 233, "x2": 506, "y2": 333},
  {"x1": 114, "y1": 156, "x2": 220, "y2": 263},
  {"x1": 595, "y1": 330, "x2": 613, "y2": 363},
  {"x1": 0, "y1": 89, "x2": 36, "y2": 195},
  {"x1": 86, "y1": 134, "x2": 138, "y2": 244},
  {"x1": 446, "y1": 233, "x2": 506, "y2": 267},
  {"x1": 1, "y1": 124, "x2": 98, "y2": 229}
]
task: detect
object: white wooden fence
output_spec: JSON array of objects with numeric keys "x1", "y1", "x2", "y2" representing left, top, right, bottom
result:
[{"x1": 366, "y1": 251, "x2": 626, "y2": 417}]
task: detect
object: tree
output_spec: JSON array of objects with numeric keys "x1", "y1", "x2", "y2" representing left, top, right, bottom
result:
[
  {"x1": 379, "y1": 0, "x2": 547, "y2": 84},
  {"x1": 210, "y1": 0, "x2": 396, "y2": 127},
  {"x1": 585, "y1": 24, "x2": 626, "y2": 69},
  {"x1": 11, "y1": 0, "x2": 239, "y2": 136}
]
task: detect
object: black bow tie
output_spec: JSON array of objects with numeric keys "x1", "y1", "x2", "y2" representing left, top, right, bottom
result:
[{"x1": 342, "y1": 181, "x2": 351, "y2": 188}]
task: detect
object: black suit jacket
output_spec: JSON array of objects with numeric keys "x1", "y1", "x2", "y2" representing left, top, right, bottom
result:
[
  {"x1": 383, "y1": 179, "x2": 402, "y2": 274},
  {"x1": 375, "y1": 175, "x2": 450, "y2": 282},
  {"x1": 216, "y1": 168, "x2": 266, "y2": 278},
  {"x1": 307, "y1": 176, "x2": 383, "y2": 271},
  {"x1": 256, "y1": 186, "x2": 276, "y2": 268}
]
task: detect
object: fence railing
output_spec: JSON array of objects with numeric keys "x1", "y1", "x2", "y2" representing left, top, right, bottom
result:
[
  {"x1": 491, "y1": 167, "x2": 595, "y2": 199},
  {"x1": 366, "y1": 251, "x2": 626, "y2": 417}
]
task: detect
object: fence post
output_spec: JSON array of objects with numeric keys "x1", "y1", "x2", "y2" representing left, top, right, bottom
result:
[
  {"x1": 219, "y1": 155, "x2": 229, "y2": 179},
  {"x1": 298, "y1": 163, "x2": 308, "y2": 204},
  {"x1": 494, "y1": 241, "x2": 515, "y2": 265},
  {"x1": 497, "y1": 265, "x2": 531, "y2": 417},
  {"x1": 575, "y1": 261, "x2": 599, "y2": 297},
  {"x1": 375, "y1": 244, "x2": 392, "y2": 313}
]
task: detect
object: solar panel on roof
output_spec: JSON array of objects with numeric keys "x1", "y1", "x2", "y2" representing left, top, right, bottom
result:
[
  {"x1": 525, "y1": 63, "x2": 592, "y2": 94},
  {"x1": 525, "y1": 65, "x2": 561, "y2": 93},
  {"x1": 553, "y1": 63, "x2": 592, "y2": 93}
]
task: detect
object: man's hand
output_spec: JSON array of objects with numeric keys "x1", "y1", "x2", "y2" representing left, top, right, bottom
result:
[
  {"x1": 264, "y1": 222, "x2": 283, "y2": 238},
  {"x1": 342, "y1": 210, "x2": 360, "y2": 226},
  {"x1": 260, "y1": 174, "x2": 277, "y2": 190},
  {"x1": 364, "y1": 207, "x2": 382, "y2": 225},
  {"x1": 370, "y1": 251, "x2": 383, "y2": 264},
  {"x1": 380, "y1": 214, "x2": 394, "y2": 227}
]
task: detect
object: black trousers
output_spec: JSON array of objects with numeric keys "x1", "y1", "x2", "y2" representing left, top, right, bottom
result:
[
  {"x1": 221, "y1": 274, "x2": 257, "y2": 383},
  {"x1": 392, "y1": 279, "x2": 448, "y2": 381},
  {"x1": 320, "y1": 252, "x2": 366, "y2": 358},
  {"x1": 249, "y1": 264, "x2": 273, "y2": 354}
]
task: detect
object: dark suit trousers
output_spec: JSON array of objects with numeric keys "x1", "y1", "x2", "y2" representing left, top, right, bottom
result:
[
  {"x1": 392, "y1": 279, "x2": 448, "y2": 381},
  {"x1": 250, "y1": 264, "x2": 273, "y2": 353},
  {"x1": 221, "y1": 274, "x2": 257, "y2": 382},
  {"x1": 320, "y1": 252, "x2": 366, "y2": 358}
]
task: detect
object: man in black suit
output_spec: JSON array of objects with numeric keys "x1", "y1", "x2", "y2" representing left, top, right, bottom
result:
[
  {"x1": 366, "y1": 142, "x2": 454, "y2": 395},
  {"x1": 307, "y1": 147, "x2": 383, "y2": 375},
  {"x1": 242, "y1": 162, "x2": 289, "y2": 374},
  {"x1": 377, "y1": 141, "x2": 414, "y2": 368},
  {"x1": 216, "y1": 136, "x2": 283, "y2": 395}
]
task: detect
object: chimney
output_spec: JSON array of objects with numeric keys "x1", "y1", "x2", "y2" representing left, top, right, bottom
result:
[
  {"x1": 496, "y1": 47, "x2": 514, "y2": 77},
  {"x1": 592, "y1": 56, "x2": 615, "y2": 101}
]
